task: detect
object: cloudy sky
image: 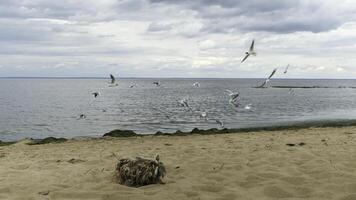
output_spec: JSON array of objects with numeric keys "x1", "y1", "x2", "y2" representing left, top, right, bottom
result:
[{"x1": 0, "y1": 0, "x2": 356, "y2": 78}]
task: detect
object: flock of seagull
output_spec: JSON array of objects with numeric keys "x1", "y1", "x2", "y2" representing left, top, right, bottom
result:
[{"x1": 80, "y1": 39, "x2": 291, "y2": 129}]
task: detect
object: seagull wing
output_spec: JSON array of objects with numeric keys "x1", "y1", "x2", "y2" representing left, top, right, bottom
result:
[
  {"x1": 257, "y1": 79, "x2": 267, "y2": 88},
  {"x1": 250, "y1": 39, "x2": 255, "y2": 51},
  {"x1": 110, "y1": 74, "x2": 115, "y2": 84},
  {"x1": 241, "y1": 54, "x2": 250, "y2": 63},
  {"x1": 231, "y1": 93, "x2": 239, "y2": 100},
  {"x1": 225, "y1": 90, "x2": 233, "y2": 95},
  {"x1": 284, "y1": 64, "x2": 289, "y2": 73},
  {"x1": 268, "y1": 68, "x2": 277, "y2": 79}
]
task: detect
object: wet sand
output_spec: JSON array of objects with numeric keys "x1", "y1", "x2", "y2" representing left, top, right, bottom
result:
[{"x1": 1, "y1": 126, "x2": 356, "y2": 200}]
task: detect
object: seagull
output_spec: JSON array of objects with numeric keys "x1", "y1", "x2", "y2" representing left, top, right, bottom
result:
[
  {"x1": 178, "y1": 99, "x2": 190, "y2": 108},
  {"x1": 284, "y1": 64, "x2": 290, "y2": 74},
  {"x1": 216, "y1": 119, "x2": 224, "y2": 128},
  {"x1": 288, "y1": 88, "x2": 295, "y2": 95},
  {"x1": 92, "y1": 92, "x2": 100, "y2": 98},
  {"x1": 244, "y1": 104, "x2": 252, "y2": 110},
  {"x1": 226, "y1": 90, "x2": 239, "y2": 100},
  {"x1": 226, "y1": 89, "x2": 240, "y2": 107},
  {"x1": 129, "y1": 84, "x2": 137, "y2": 88},
  {"x1": 229, "y1": 99, "x2": 240, "y2": 107},
  {"x1": 257, "y1": 68, "x2": 277, "y2": 88},
  {"x1": 79, "y1": 114, "x2": 86, "y2": 119},
  {"x1": 200, "y1": 111, "x2": 207, "y2": 120},
  {"x1": 153, "y1": 81, "x2": 161, "y2": 86},
  {"x1": 193, "y1": 82, "x2": 200, "y2": 87},
  {"x1": 241, "y1": 39, "x2": 256, "y2": 63},
  {"x1": 109, "y1": 74, "x2": 118, "y2": 86}
]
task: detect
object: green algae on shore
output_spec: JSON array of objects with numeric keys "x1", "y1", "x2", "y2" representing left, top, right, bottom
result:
[
  {"x1": 0, "y1": 140, "x2": 16, "y2": 146},
  {"x1": 27, "y1": 137, "x2": 68, "y2": 145}
]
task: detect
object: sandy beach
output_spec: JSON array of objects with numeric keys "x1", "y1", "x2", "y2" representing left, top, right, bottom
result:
[{"x1": 1, "y1": 126, "x2": 356, "y2": 200}]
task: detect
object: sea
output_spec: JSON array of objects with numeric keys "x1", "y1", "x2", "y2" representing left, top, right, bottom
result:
[{"x1": 1, "y1": 78, "x2": 356, "y2": 141}]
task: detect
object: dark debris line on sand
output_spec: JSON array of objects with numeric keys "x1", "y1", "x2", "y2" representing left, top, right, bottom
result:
[
  {"x1": 3, "y1": 119, "x2": 356, "y2": 145},
  {"x1": 286, "y1": 142, "x2": 306, "y2": 147},
  {"x1": 27, "y1": 137, "x2": 68, "y2": 145},
  {"x1": 0, "y1": 140, "x2": 16, "y2": 146},
  {"x1": 103, "y1": 130, "x2": 138, "y2": 137}
]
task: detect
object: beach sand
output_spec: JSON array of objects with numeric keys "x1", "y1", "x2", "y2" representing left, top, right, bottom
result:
[{"x1": 1, "y1": 126, "x2": 356, "y2": 200}]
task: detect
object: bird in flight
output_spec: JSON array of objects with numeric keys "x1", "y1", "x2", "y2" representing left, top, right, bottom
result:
[
  {"x1": 92, "y1": 92, "x2": 100, "y2": 98},
  {"x1": 284, "y1": 64, "x2": 290, "y2": 74},
  {"x1": 215, "y1": 119, "x2": 224, "y2": 128},
  {"x1": 244, "y1": 104, "x2": 252, "y2": 110},
  {"x1": 241, "y1": 39, "x2": 256, "y2": 63},
  {"x1": 109, "y1": 74, "x2": 118, "y2": 87},
  {"x1": 193, "y1": 82, "x2": 200, "y2": 87},
  {"x1": 226, "y1": 89, "x2": 240, "y2": 107},
  {"x1": 153, "y1": 81, "x2": 161, "y2": 86},
  {"x1": 200, "y1": 111, "x2": 207, "y2": 120},
  {"x1": 257, "y1": 68, "x2": 277, "y2": 88},
  {"x1": 178, "y1": 99, "x2": 190, "y2": 108},
  {"x1": 79, "y1": 114, "x2": 86, "y2": 119}
]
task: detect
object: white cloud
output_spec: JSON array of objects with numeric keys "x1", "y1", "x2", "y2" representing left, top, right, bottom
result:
[
  {"x1": 198, "y1": 39, "x2": 216, "y2": 50},
  {"x1": 0, "y1": 0, "x2": 355, "y2": 78}
]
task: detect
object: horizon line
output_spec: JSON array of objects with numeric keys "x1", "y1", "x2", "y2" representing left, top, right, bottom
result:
[{"x1": 1, "y1": 76, "x2": 356, "y2": 80}]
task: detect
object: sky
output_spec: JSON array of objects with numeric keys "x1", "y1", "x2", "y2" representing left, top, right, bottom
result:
[{"x1": 0, "y1": 0, "x2": 356, "y2": 78}]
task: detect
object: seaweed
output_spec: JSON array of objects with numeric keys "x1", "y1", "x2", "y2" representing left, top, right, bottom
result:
[
  {"x1": 152, "y1": 119, "x2": 356, "y2": 136},
  {"x1": 0, "y1": 140, "x2": 16, "y2": 146},
  {"x1": 27, "y1": 137, "x2": 68, "y2": 145},
  {"x1": 115, "y1": 155, "x2": 166, "y2": 187},
  {"x1": 103, "y1": 130, "x2": 138, "y2": 137}
]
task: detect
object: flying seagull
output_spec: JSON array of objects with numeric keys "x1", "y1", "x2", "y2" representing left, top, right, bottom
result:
[
  {"x1": 109, "y1": 74, "x2": 118, "y2": 86},
  {"x1": 226, "y1": 90, "x2": 239, "y2": 100},
  {"x1": 257, "y1": 68, "x2": 277, "y2": 88},
  {"x1": 79, "y1": 114, "x2": 86, "y2": 119},
  {"x1": 178, "y1": 99, "x2": 190, "y2": 108},
  {"x1": 244, "y1": 103, "x2": 252, "y2": 110},
  {"x1": 288, "y1": 88, "x2": 295, "y2": 96},
  {"x1": 284, "y1": 64, "x2": 290, "y2": 74},
  {"x1": 200, "y1": 111, "x2": 207, "y2": 120},
  {"x1": 216, "y1": 119, "x2": 224, "y2": 128},
  {"x1": 193, "y1": 82, "x2": 200, "y2": 87},
  {"x1": 153, "y1": 81, "x2": 161, "y2": 86},
  {"x1": 92, "y1": 92, "x2": 100, "y2": 98},
  {"x1": 241, "y1": 39, "x2": 256, "y2": 63},
  {"x1": 226, "y1": 89, "x2": 240, "y2": 107}
]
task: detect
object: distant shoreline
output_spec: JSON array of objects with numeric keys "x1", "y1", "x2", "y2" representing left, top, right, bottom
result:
[{"x1": 1, "y1": 77, "x2": 356, "y2": 80}]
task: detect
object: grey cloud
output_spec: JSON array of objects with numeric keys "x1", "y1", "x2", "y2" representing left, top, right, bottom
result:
[
  {"x1": 151, "y1": 0, "x2": 296, "y2": 12},
  {"x1": 0, "y1": 0, "x2": 355, "y2": 78},
  {"x1": 149, "y1": 0, "x2": 356, "y2": 33},
  {"x1": 147, "y1": 22, "x2": 173, "y2": 32}
]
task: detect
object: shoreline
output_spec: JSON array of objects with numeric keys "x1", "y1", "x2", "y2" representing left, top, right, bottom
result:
[
  {"x1": 0, "y1": 125, "x2": 356, "y2": 199},
  {"x1": 2, "y1": 119, "x2": 356, "y2": 144}
]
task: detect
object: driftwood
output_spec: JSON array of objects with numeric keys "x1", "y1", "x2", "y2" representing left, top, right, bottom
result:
[{"x1": 115, "y1": 154, "x2": 166, "y2": 187}]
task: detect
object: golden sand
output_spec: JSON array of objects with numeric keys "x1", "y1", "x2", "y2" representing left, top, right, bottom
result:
[{"x1": 1, "y1": 126, "x2": 356, "y2": 200}]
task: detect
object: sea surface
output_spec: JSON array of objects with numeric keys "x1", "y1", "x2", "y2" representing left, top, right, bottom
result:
[{"x1": 1, "y1": 78, "x2": 356, "y2": 141}]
